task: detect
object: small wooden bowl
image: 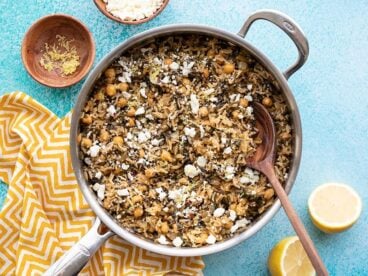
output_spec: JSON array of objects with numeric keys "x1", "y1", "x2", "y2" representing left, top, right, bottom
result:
[
  {"x1": 93, "y1": 0, "x2": 169, "y2": 25},
  {"x1": 21, "y1": 14, "x2": 95, "y2": 88}
]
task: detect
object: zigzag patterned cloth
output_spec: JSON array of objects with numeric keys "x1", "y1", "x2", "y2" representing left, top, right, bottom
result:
[{"x1": 0, "y1": 92, "x2": 204, "y2": 275}]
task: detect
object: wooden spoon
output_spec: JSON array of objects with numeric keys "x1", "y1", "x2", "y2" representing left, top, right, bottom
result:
[{"x1": 247, "y1": 103, "x2": 328, "y2": 276}]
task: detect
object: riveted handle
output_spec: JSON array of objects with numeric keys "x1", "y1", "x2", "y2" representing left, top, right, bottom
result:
[
  {"x1": 44, "y1": 218, "x2": 114, "y2": 276},
  {"x1": 238, "y1": 9, "x2": 309, "y2": 79}
]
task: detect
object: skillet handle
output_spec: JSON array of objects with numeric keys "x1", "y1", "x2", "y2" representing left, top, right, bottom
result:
[
  {"x1": 44, "y1": 218, "x2": 114, "y2": 276},
  {"x1": 237, "y1": 9, "x2": 309, "y2": 80}
]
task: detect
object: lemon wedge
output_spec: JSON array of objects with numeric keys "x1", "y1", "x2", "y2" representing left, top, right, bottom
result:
[
  {"x1": 308, "y1": 183, "x2": 362, "y2": 233},
  {"x1": 268, "y1": 236, "x2": 315, "y2": 276}
]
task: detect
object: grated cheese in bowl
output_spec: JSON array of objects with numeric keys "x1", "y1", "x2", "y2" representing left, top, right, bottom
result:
[{"x1": 103, "y1": 0, "x2": 164, "y2": 22}]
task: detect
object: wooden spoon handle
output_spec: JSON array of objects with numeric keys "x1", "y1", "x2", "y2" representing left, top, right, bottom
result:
[{"x1": 265, "y1": 166, "x2": 329, "y2": 276}]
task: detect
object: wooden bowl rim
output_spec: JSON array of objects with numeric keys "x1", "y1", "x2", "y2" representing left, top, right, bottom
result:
[
  {"x1": 93, "y1": 0, "x2": 170, "y2": 25},
  {"x1": 21, "y1": 14, "x2": 96, "y2": 88}
]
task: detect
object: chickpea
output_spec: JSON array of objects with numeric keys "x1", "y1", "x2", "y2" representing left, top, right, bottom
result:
[
  {"x1": 117, "y1": 97, "x2": 128, "y2": 108},
  {"x1": 138, "y1": 185, "x2": 148, "y2": 192},
  {"x1": 239, "y1": 98, "x2": 249, "y2": 107},
  {"x1": 207, "y1": 49, "x2": 216, "y2": 58},
  {"x1": 231, "y1": 110, "x2": 240, "y2": 119},
  {"x1": 113, "y1": 136, "x2": 124, "y2": 146},
  {"x1": 280, "y1": 132, "x2": 291, "y2": 140},
  {"x1": 134, "y1": 207, "x2": 144, "y2": 218},
  {"x1": 196, "y1": 233, "x2": 208, "y2": 244},
  {"x1": 223, "y1": 63, "x2": 235, "y2": 74},
  {"x1": 236, "y1": 204, "x2": 246, "y2": 216},
  {"x1": 160, "y1": 222, "x2": 169, "y2": 234},
  {"x1": 202, "y1": 68, "x2": 210, "y2": 78},
  {"x1": 164, "y1": 58, "x2": 173, "y2": 65},
  {"x1": 94, "y1": 91, "x2": 104, "y2": 101},
  {"x1": 106, "y1": 77, "x2": 114, "y2": 84},
  {"x1": 99, "y1": 130, "x2": 109, "y2": 142},
  {"x1": 81, "y1": 138, "x2": 92, "y2": 148},
  {"x1": 160, "y1": 150, "x2": 173, "y2": 162},
  {"x1": 127, "y1": 118, "x2": 135, "y2": 127},
  {"x1": 132, "y1": 195, "x2": 143, "y2": 204},
  {"x1": 81, "y1": 115, "x2": 92, "y2": 125},
  {"x1": 182, "y1": 78, "x2": 191, "y2": 86},
  {"x1": 127, "y1": 107, "x2": 136, "y2": 117},
  {"x1": 106, "y1": 84, "x2": 116, "y2": 97},
  {"x1": 199, "y1": 106, "x2": 209, "y2": 117},
  {"x1": 117, "y1": 82, "x2": 129, "y2": 92},
  {"x1": 262, "y1": 97, "x2": 273, "y2": 107},
  {"x1": 264, "y1": 188, "x2": 275, "y2": 200},
  {"x1": 104, "y1": 68, "x2": 116, "y2": 79},
  {"x1": 145, "y1": 168, "x2": 156, "y2": 178}
]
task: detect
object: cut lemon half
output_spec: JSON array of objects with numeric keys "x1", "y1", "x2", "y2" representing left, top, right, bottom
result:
[
  {"x1": 268, "y1": 236, "x2": 315, "y2": 276},
  {"x1": 308, "y1": 183, "x2": 362, "y2": 233}
]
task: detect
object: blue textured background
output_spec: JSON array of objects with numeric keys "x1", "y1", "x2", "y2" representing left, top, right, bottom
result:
[{"x1": 0, "y1": 1, "x2": 367, "y2": 275}]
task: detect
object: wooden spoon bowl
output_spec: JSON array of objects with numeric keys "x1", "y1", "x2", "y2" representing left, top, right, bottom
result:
[
  {"x1": 93, "y1": 0, "x2": 170, "y2": 25},
  {"x1": 21, "y1": 14, "x2": 95, "y2": 88}
]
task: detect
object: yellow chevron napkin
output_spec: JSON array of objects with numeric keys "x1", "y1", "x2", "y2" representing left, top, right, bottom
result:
[{"x1": 0, "y1": 92, "x2": 204, "y2": 275}]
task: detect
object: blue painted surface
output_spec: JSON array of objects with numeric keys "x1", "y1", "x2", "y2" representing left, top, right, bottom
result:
[{"x1": 0, "y1": 1, "x2": 367, "y2": 275}]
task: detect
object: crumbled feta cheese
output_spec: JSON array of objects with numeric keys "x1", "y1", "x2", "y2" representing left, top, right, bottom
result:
[
  {"x1": 224, "y1": 165, "x2": 235, "y2": 180},
  {"x1": 97, "y1": 184, "x2": 105, "y2": 200},
  {"x1": 155, "y1": 187, "x2": 167, "y2": 201},
  {"x1": 89, "y1": 144, "x2": 101, "y2": 158},
  {"x1": 213, "y1": 207, "x2": 225, "y2": 217},
  {"x1": 221, "y1": 136, "x2": 227, "y2": 145},
  {"x1": 139, "y1": 87, "x2": 147, "y2": 98},
  {"x1": 169, "y1": 62, "x2": 180, "y2": 71},
  {"x1": 118, "y1": 71, "x2": 132, "y2": 83},
  {"x1": 244, "y1": 94, "x2": 253, "y2": 101},
  {"x1": 184, "y1": 164, "x2": 200, "y2": 178},
  {"x1": 157, "y1": 235, "x2": 169, "y2": 245},
  {"x1": 126, "y1": 132, "x2": 133, "y2": 140},
  {"x1": 117, "y1": 188, "x2": 129, "y2": 196},
  {"x1": 190, "y1": 94, "x2": 200, "y2": 114},
  {"x1": 184, "y1": 127, "x2": 196, "y2": 138},
  {"x1": 135, "y1": 107, "x2": 145, "y2": 116},
  {"x1": 206, "y1": 234, "x2": 216, "y2": 245},
  {"x1": 229, "y1": 210, "x2": 237, "y2": 221},
  {"x1": 137, "y1": 130, "x2": 151, "y2": 143},
  {"x1": 151, "y1": 138, "x2": 162, "y2": 146},
  {"x1": 84, "y1": 158, "x2": 92, "y2": 165},
  {"x1": 92, "y1": 183, "x2": 100, "y2": 191},
  {"x1": 104, "y1": 0, "x2": 165, "y2": 22},
  {"x1": 163, "y1": 207, "x2": 169, "y2": 212},
  {"x1": 145, "y1": 114, "x2": 154, "y2": 120},
  {"x1": 121, "y1": 163, "x2": 130, "y2": 170},
  {"x1": 196, "y1": 156, "x2": 207, "y2": 167},
  {"x1": 223, "y1": 147, "x2": 232, "y2": 155},
  {"x1": 107, "y1": 105, "x2": 116, "y2": 116},
  {"x1": 240, "y1": 168, "x2": 260, "y2": 184},
  {"x1": 172, "y1": 237, "x2": 183, "y2": 247},
  {"x1": 245, "y1": 106, "x2": 253, "y2": 117},
  {"x1": 247, "y1": 84, "x2": 253, "y2": 90},
  {"x1": 168, "y1": 189, "x2": 182, "y2": 200},
  {"x1": 122, "y1": 91, "x2": 131, "y2": 99},
  {"x1": 182, "y1": 61, "x2": 195, "y2": 76},
  {"x1": 229, "y1": 94, "x2": 240, "y2": 102},
  {"x1": 209, "y1": 97, "x2": 218, "y2": 102},
  {"x1": 137, "y1": 158, "x2": 146, "y2": 165},
  {"x1": 231, "y1": 218, "x2": 250, "y2": 233},
  {"x1": 95, "y1": 171, "x2": 102, "y2": 179},
  {"x1": 161, "y1": 75, "x2": 170, "y2": 84}
]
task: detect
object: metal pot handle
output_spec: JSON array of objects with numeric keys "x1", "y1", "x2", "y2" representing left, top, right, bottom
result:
[
  {"x1": 44, "y1": 218, "x2": 114, "y2": 276},
  {"x1": 237, "y1": 9, "x2": 309, "y2": 79}
]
